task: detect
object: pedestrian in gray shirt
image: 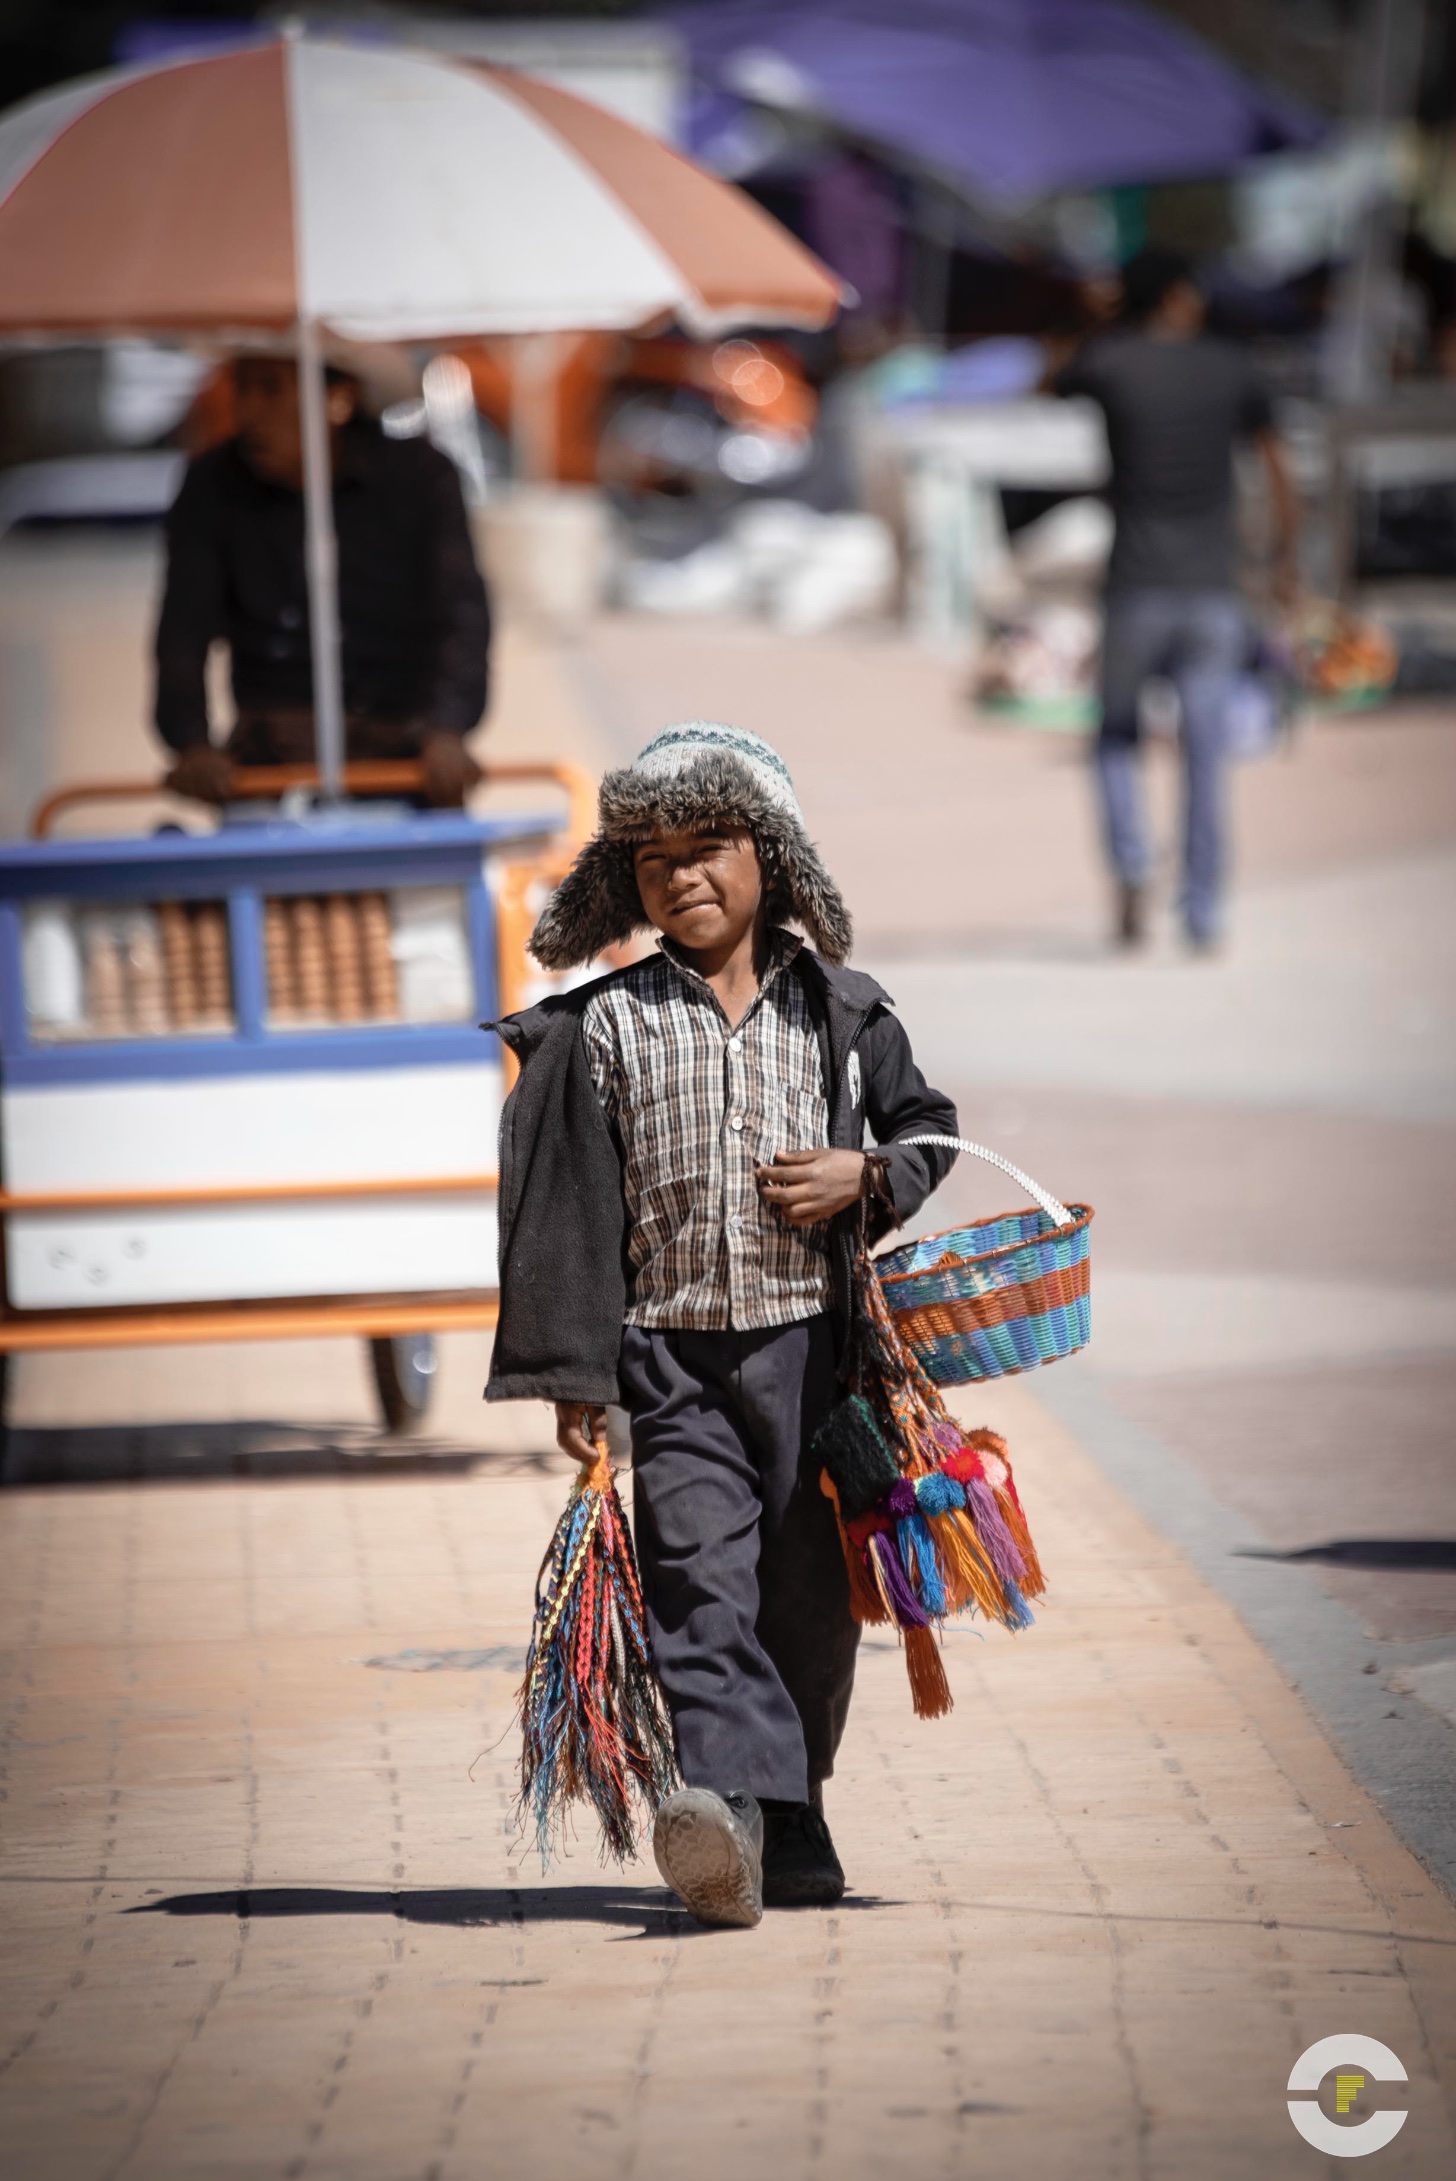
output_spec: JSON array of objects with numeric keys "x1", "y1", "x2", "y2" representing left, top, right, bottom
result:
[{"x1": 1054, "y1": 248, "x2": 1300, "y2": 949}]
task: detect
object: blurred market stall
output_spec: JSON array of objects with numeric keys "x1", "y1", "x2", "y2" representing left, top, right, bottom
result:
[
  {"x1": 673, "y1": 0, "x2": 1324, "y2": 210},
  {"x1": 0, "y1": 28, "x2": 842, "y2": 1425}
]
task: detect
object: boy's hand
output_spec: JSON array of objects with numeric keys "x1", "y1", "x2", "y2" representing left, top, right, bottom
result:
[
  {"x1": 555, "y1": 1403, "x2": 607, "y2": 1467},
  {"x1": 756, "y1": 1148, "x2": 866, "y2": 1227}
]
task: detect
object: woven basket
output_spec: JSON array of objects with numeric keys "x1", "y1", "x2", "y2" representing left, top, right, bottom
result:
[{"x1": 875, "y1": 1137, "x2": 1092, "y2": 1386}]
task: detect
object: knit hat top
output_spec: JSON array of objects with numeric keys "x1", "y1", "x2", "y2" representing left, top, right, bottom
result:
[
  {"x1": 630, "y1": 722, "x2": 802, "y2": 818},
  {"x1": 527, "y1": 720, "x2": 852, "y2": 971}
]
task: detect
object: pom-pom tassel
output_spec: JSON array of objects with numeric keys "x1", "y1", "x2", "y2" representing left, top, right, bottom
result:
[
  {"x1": 900, "y1": 1510, "x2": 947, "y2": 1617},
  {"x1": 870, "y1": 1530, "x2": 931, "y2": 1626},
  {"x1": 965, "y1": 1476, "x2": 1028, "y2": 1591},
  {"x1": 904, "y1": 1623, "x2": 953, "y2": 1718},
  {"x1": 993, "y1": 1487, "x2": 1046, "y2": 1599},
  {"x1": 1001, "y1": 1577, "x2": 1035, "y2": 1632}
]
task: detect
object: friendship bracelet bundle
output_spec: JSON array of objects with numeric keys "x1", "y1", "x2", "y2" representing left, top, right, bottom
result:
[{"x1": 516, "y1": 1446, "x2": 679, "y2": 1865}]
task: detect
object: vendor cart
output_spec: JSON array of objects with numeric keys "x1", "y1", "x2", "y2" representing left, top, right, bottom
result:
[{"x1": 0, "y1": 761, "x2": 590, "y2": 1431}]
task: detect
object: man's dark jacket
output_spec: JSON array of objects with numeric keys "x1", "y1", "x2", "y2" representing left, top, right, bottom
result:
[
  {"x1": 485, "y1": 949, "x2": 959, "y2": 1405},
  {"x1": 154, "y1": 417, "x2": 489, "y2": 749}
]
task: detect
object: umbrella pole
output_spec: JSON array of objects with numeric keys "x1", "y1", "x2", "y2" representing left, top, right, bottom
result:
[{"x1": 296, "y1": 316, "x2": 346, "y2": 803}]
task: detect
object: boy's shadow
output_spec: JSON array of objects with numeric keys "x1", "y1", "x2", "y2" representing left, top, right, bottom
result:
[{"x1": 131, "y1": 1884, "x2": 896, "y2": 1937}]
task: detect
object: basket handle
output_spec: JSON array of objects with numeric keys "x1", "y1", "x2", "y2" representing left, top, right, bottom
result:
[{"x1": 897, "y1": 1136, "x2": 1071, "y2": 1231}]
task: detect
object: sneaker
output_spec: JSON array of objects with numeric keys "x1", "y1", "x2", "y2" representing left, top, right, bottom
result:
[
  {"x1": 760, "y1": 1801, "x2": 845, "y2": 1907},
  {"x1": 653, "y1": 1788, "x2": 764, "y2": 1929}
]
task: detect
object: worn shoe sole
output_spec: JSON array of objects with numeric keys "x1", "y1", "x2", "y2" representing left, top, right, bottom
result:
[{"x1": 653, "y1": 1790, "x2": 763, "y2": 1929}]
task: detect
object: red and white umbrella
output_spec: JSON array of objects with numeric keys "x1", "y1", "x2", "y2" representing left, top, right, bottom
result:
[{"x1": 0, "y1": 34, "x2": 843, "y2": 788}]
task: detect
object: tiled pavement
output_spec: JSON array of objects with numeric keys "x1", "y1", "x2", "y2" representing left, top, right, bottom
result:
[
  {"x1": 3, "y1": 599, "x2": 1456, "y2": 2174},
  {"x1": 2, "y1": 1366, "x2": 1455, "y2": 2180}
]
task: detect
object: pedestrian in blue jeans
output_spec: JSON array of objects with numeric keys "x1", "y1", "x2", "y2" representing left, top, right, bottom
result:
[{"x1": 1053, "y1": 249, "x2": 1300, "y2": 949}]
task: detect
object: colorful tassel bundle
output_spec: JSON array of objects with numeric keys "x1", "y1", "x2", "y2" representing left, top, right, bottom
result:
[
  {"x1": 517, "y1": 1448, "x2": 680, "y2": 1865},
  {"x1": 815, "y1": 1229, "x2": 1047, "y2": 1719}
]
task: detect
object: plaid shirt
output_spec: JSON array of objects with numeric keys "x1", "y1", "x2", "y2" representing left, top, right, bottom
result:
[{"x1": 582, "y1": 930, "x2": 833, "y2": 1331}]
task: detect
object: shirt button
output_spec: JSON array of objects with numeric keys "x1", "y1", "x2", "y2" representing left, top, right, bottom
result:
[
  {"x1": 727, "y1": 1036, "x2": 742, "y2": 1052},
  {"x1": 726, "y1": 1214, "x2": 742, "y2": 1233}
]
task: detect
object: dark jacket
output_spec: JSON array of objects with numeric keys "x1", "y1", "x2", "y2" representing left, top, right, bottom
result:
[
  {"x1": 154, "y1": 418, "x2": 490, "y2": 749},
  {"x1": 485, "y1": 949, "x2": 959, "y2": 1405}
]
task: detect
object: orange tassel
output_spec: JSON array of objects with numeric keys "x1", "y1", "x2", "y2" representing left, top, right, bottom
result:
[
  {"x1": 928, "y1": 1518, "x2": 973, "y2": 1615},
  {"x1": 845, "y1": 1535, "x2": 890, "y2": 1625},
  {"x1": 821, "y1": 1471, "x2": 890, "y2": 1625},
  {"x1": 994, "y1": 1488, "x2": 1046, "y2": 1598},
  {"x1": 866, "y1": 1537, "x2": 901, "y2": 1625},
  {"x1": 904, "y1": 1623, "x2": 953, "y2": 1718},
  {"x1": 939, "y1": 1508, "x2": 1007, "y2": 1621}
]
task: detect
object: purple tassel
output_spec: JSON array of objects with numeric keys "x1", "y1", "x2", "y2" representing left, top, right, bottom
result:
[
  {"x1": 966, "y1": 1476, "x2": 1027, "y2": 1589},
  {"x1": 870, "y1": 1531, "x2": 930, "y2": 1627}
]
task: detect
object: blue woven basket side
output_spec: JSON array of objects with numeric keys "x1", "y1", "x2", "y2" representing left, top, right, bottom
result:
[
  {"x1": 879, "y1": 1208, "x2": 1050, "y2": 1281},
  {"x1": 884, "y1": 1223, "x2": 1090, "y2": 1313},
  {"x1": 910, "y1": 1293, "x2": 1092, "y2": 1387}
]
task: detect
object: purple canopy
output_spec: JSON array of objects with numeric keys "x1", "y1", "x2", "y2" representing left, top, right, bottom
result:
[{"x1": 670, "y1": 0, "x2": 1324, "y2": 204}]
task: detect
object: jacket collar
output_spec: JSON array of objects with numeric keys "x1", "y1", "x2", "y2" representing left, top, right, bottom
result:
[{"x1": 793, "y1": 948, "x2": 891, "y2": 1094}]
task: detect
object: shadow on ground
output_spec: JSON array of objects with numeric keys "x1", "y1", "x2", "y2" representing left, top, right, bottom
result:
[
  {"x1": 0, "y1": 1422, "x2": 561, "y2": 1486},
  {"x1": 1237, "y1": 1540, "x2": 1456, "y2": 1571},
  {"x1": 130, "y1": 1885, "x2": 900, "y2": 1932}
]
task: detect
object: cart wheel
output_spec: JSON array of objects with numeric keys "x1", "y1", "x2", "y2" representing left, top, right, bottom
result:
[{"x1": 369, "y1": 1335, "x2": 437, "y2": 1433}]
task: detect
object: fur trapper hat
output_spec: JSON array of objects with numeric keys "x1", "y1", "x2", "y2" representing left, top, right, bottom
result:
[{"x1": 529, "y1": 722, "x2": 853, "y2": 969}]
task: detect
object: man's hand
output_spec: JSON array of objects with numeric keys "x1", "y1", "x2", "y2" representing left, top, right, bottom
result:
[
  {"x1": 756, "y1": 1148, "x2": 866, "y2": 1228},
  {"x1": 166, "y1": 744, "x2": 235, "y2": 805},
  {"x1": 419, "y1": 730, "x2": 481, "y2": 808},
  {"x1": 555, "y1": 1402, "x2": 607, "y2": 1468}
]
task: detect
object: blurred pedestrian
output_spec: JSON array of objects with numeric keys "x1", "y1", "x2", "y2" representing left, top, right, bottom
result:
[
  {"x1": 1053, "y1": 249, "x2": 1299, "y2": 949},
  {"x1": 154, "y1": 355, "x2": 490, "y2": 807},
  {"x1": 487, "y1": 723, "x2": 960, "y2": 1926}
]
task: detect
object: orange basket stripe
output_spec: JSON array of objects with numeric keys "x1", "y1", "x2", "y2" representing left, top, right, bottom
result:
[{"x1": 891, "y1": 1255, "x2": 1090, "y2": 1344}]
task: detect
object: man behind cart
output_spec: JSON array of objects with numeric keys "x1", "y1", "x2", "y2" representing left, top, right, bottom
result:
[{"x1": 155, "y1": 354, "x2": 490, "y2": 808}]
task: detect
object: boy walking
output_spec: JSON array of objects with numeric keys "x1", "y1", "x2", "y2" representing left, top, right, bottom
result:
[{"x1": 487, "y1": 724, "x2": 958, "y2": 1926}]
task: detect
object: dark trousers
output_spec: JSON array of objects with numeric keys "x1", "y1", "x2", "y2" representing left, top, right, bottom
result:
[{"x1": 619, "y1": 1315, "x2": 859, "y2": 1806}]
